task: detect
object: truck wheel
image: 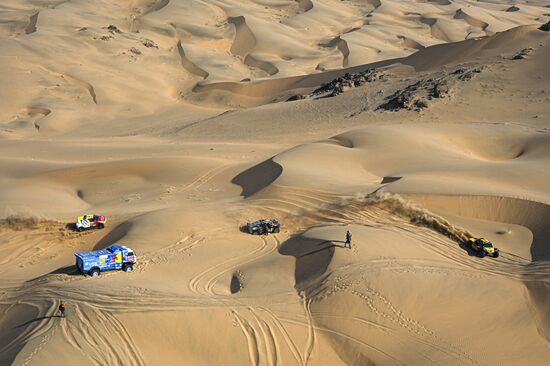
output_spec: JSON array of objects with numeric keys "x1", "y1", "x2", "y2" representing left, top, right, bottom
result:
[
  {"x1": 98, "y1": 223, "x2": 104, "y2": 229},
  {"x1": 493, "y1": 250, "x2": 500, "y2": 258},
  {"x1": 479, "y1": 251, "x2": 486, "y2": 258},
  {"x1": 90, "y1": 268, "x2": 100, "y2": 277},
  {"x1": 274, "y1": 228, "x2": 280, "y2": 233},
  {"x1": 123, "y1": 264, "x2": 133, "y2": 272},
  {"x1": 77, "y1": 227, "x2": 84, "y2": 232}
]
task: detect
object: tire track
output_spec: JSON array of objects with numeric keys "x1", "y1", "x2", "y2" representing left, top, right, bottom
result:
[
  {"x1": 0, "y1": 302, "x2": 58, "y2": 365},
  {"x1": 302, "y1": 298, "x2": 315, "y2": 365},
  {"x1": 232, "y1": 310, "x2": 260, "y2": 366},
  {"x1": 250, "y1": 189, "x2": 546, "y2": 283},
  {"x1": 277, "y1": 316, "x2": 410, "y2": 366},
  {"x1": 258, "y1": 307, "x2": 304, "y2": 366},
  {"x1": 249, "y1": 307, "x2": 278, "y2": 366},
  {"x1": 178, "y1": 164, "x2": 229, "y2": 192},
  {"x1": 351, "y1": 288, "x2": 483, "y2": 366},
  {"x1": 189, "y1": 235, "x2": 278, "y2": 296},
  {"x1": 63, "y1": 304, "x2": 145, "y2": 366},
  {"x1": 138, "y1": 234, "x2": 203, "y2": 271}
]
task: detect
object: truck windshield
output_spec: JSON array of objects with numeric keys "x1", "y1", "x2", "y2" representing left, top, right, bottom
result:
[{"x1": 106, "y1": 247, "x2": 114, "y2": 252}]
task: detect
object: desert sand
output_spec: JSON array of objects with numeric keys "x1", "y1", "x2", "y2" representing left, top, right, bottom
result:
[{"x1": 1, "y1": 0, "x2": 550, "y2": 365}]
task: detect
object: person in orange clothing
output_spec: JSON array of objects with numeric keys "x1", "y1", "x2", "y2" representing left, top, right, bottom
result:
[{"x1": 58, "y1": 300, "x2": 66, "y2": 318}]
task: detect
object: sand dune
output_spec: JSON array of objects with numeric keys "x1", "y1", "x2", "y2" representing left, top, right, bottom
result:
[
  {"x1": 1, "y1": 0, "x2": 548, "y2": 135},
  {"x1": 1, "y1": 1, "x2": 550, "y2": 365}
]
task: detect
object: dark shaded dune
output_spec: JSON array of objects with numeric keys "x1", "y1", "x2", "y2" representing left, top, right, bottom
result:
[
  {"x1": 278, "y1": 235, "x2": 335, "y2": 292},
  {"x1": 145, "y1": 0, "x2": 170, "y2": 15},
  {"x1": 506, "y1": 6, "x2": 520, "y2": 13},
  {"x1": 0, "y1": 304, "x2": 39, "y2": 365},
  {"x1": 398, "y1": 35, "x2": 425, "y2": 50},
  {"x1": 344, "y1": 26, "x2": 362, "y2": 34},
  {"x1": 367, "y1": 0, "x2": 382, "y2": 9},
  {"x1": 93, "y1": 221, "x2": 134, "y2": 250},
  {"x1": 228, "y1": 16, "x2": 255, "y2": 58},
  {"x1": 0, "y1": 10, "x2": 39, "y2": 36},
  {"x1": 420, "y1": 16, "x2": 451, "y2": 42},
  {"x1": 454, "y1": 8, "x2": 489, "y2": 31},
  {"x1": 244, "y1": 55, "x2": 279, "y2": 75},
  {"x1": 319, "y1": 136, "x2": 354, "y2": 148},
  {"x1": 25, "y1": 12, "x2": 39, "y2": 34},
  {"x1": 177, "y1": 41, "x2": 209, "y2": 78},
  {"x1": 191, "y1": 57, "x2": 394, "y2": 99},
  {"x1": 63, "y1": 74, "x2": 97, "y2": 104},
  {"x1": 231, "y1": 158, "x2": 282, "y2": 198},
  {"x1": 525, "y1": 280, "x2": 550, "y2": 342},
  {"x1": 296, "y1": 0, "x2": 313, "y2": 12},
  {"x1": 228, "y1": 16, "x2": 279, "y2": 75},
  {"x1": 230, "y1": 273, "x2": 242, "y2": 294},
  {"x1": 320, "y1": 36, "x2": 350, "y2": 67},
  {"x1": 381, "y1": 176, "x2": 401, "y2": 184},
  {"x1": 27, "y1": 106, "x2": 51, "y2": 117}
]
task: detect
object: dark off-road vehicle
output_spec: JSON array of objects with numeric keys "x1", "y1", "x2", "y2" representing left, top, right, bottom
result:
[
  {"x1": 467, "y1": 237, "x2": 499, "y2": 258},
  {"x1": 245, "y1": 219, "x2": 280, "y2": 235}
]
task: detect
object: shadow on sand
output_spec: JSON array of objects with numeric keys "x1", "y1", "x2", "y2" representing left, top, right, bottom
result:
[
  {"x1": 279, "y1": 236, "x2": 349, "y2": 292},
  {"x1": 93, "y1": 221, "x2": 134, "y2": 250},
  {"x1": 14, "y1": 315, "x2": 62, "y2": 329},
  {"x1": 231, "y1": 158, "x2": 282, "y2": 198}
]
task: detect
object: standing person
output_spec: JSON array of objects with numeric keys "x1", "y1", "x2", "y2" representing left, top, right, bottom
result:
[
  {"x1": 58, "y1": 301, "x2": 66, "y2": 318},
  {"x1": 345, "y1": 230, "x2": 352, "y2": 248}
]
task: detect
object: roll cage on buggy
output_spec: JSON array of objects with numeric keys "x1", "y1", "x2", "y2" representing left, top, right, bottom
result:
[{"x1": 245, "y1": 219, "x2": 280, "y2": 235}]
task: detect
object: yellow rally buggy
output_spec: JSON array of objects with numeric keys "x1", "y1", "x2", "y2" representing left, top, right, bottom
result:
[{"x1": 468, "y1": 238, "x2": 499, "y2": 258}]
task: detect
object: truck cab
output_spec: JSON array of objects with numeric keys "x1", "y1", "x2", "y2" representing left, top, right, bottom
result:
[{"x1": 75, "y1": 245, "x2": 136, "y2": 276}]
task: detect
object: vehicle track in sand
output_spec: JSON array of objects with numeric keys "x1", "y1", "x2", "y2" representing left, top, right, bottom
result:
[
  {"x1": 178, "y1": 163, "x2": 230, "y2": 192},
  {"x1": 280, "y1": 314, "x2": 410, "y2": 365},
  {"x1": 257, "y1": 306, "x2": 304, "y2": 366},
  {"x1": 3, "y1": 184, "x2": 547, "y2": 364},
  {"x1": 137, "y1": 234, "x2": 204, "y2": 270},
  {"x1": 0, "y1": 221, "x2": 98, "y2": 277},
  {"x1": 61, "y1": 304, "x2": 146, "y2": 366},
  {"x1": 231, "y1": 299, "x2": 482, "y2": 366},
  {"x1": 231, "y1": 303, "x2": 318, "y2": 366},
  {"x1": 188, "y1": 235, "x2": 279, "y2": 296},
  {"x1": 0, "y1": 302, "x2": 58, "y2": 365},
  {"x1": 246, "y1": 188, "x2": 549, "y2": 283}
]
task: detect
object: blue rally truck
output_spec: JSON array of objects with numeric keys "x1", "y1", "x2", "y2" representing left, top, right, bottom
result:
[{"x1": 75, "y1": 245, "x2": 136, "y2": 276}]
